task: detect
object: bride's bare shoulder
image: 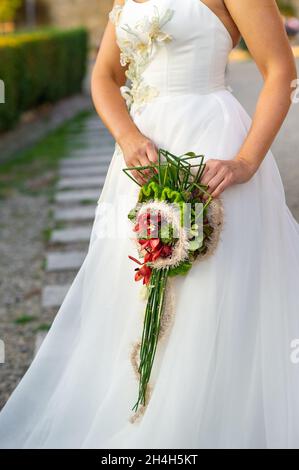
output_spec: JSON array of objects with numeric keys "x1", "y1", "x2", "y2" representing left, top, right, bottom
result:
[{"x1": 111, "y1": 0, "x2": 126, "y2": 8}]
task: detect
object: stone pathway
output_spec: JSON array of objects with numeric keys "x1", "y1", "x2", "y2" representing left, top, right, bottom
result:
[{"x1": 36, "y1": 114, "x2": 115, "y2": 354}]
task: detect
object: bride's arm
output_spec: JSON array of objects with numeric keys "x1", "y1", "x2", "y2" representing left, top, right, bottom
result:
[
  {"x1": 202, "y1": 0, "x2": 297, "y2": 197},
  {"x1": 91, "y1": 0, "x2": 158, "y2": 184}
]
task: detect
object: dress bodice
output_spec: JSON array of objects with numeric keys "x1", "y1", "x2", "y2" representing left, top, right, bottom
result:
[{"x1": 109, "y1": 0, "x2": 233, "y2": 114}]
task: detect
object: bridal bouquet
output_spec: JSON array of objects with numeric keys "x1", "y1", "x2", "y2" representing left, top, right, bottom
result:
[{"x1": 123, "y1": 149, "x2": 223, "y2": 422}]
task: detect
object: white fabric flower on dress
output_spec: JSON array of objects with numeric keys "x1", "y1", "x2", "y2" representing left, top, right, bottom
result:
[
  {"x1": 109, "y1": 4, "x2": 175, "y2": 114},
  {"x1": 134, "y1": 7, "x2": 174, "y2": 53},
  {"x1": 108, "y1": 4, "x2": 123, "y2": 26}
]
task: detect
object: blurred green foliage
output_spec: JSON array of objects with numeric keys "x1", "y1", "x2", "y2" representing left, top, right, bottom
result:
[
  {"x1": 0, "y1": 0, "x2": 22, "y2": 23},
  {"x1": 239, "y1": 1, "x2": 297, "y2": 51},
  {"x1": 277, "y1": 0, "x2": 296, "y2": 16},
  {"x1": 0, "y1": 27, "x2": 88, "y2": 131}
]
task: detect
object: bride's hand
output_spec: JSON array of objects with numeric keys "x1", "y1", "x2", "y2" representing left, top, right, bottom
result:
[
  {"x1": 201, "y1": 157, "x2": 257, "y2": 198},
  {"x1": 118, "y1": 130, "x2": 158, "y2": 185}
]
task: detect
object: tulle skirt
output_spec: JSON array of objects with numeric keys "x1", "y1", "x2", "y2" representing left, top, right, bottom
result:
[{"x1": 1, "y1": 89, "x2": 299, "y2": 449}]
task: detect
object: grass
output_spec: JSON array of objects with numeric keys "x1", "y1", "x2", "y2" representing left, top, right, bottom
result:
[
  {"x1": 14, "y1": 315, "x2": 37, "y2": 325},
  {"x1": 34, "y1": 323, "x2": 51, "y2": 333},
  {"x1": 41, "y1": 258, "x2": 47, "y2": 271},
  {"x1": 42, "y1": 220, "x2": 66, "y2": 243},
  {"x1": 14, "y1": 315, "x2": 52, "y2": 332},
  {"x1": 80, "y1": 199, "x2": 96, "y2": 205},
  {"x1": 0, "y1": 109, "x2": 94, "y2": 199},
  {"x1": 54, "y1": 221, "x2": 66, "y2": 230},
  {"x1": 42, "y1": 227, "x2": 53, "y2": 243}
]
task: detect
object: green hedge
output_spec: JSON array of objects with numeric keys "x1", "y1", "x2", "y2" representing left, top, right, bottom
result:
[{"x1": 0, "y1": 27, "x2": 88, "y2": 131}]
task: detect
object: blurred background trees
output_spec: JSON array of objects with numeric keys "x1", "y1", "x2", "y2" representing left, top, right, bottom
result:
[
  {"x1": 0, "y1": 0, "x2": 22, "y2": 32},
  {"x1": 0, "y1": 28, "x2": 88, "y2": 131},
  {"x1": 278, "y1": 0, "x2": 297, "y2": 16},
  {"x1": 0, "y1": 0, "x2": 90, "y2": 131},
  {"x1": 0, "y1": 0, "x2": 22, "y2": 22},
  {"x1": 0, "y1": 0, "x2": 113, "y2": 51}
]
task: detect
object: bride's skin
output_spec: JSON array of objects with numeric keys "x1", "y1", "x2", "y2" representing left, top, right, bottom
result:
[{"x1": 91, "y1": 0, "x2": 297, "y2": 196}]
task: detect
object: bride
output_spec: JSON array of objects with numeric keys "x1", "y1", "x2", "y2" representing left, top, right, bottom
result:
[{"x1": 0, "y1": 0, "x2": 299, "y2": 449}]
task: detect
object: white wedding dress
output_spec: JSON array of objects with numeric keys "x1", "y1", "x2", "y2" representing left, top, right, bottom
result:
[{"x1": 1, "y1": 0, "x2": 299, "y2": 449}]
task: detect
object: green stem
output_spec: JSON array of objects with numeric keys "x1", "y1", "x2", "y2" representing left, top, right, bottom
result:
[{"x1": 132, "y1": 268, "x2": 169, "y2": 412}]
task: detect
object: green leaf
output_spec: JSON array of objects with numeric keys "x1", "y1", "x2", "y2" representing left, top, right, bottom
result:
[
  {"x1": 188, "y1": 239, "x2": 202, "y2": 251},
  {"x1": 160, "y1": 224, "x2": 173, "y2": 243},
  {"x1": 128, "y1": 207, "x2": 138, "y2": 221},
  {"x1": 168, "y1": 261, "x2": 192, "y2": 276}
]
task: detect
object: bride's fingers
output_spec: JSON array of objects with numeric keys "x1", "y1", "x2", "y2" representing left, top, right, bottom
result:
[
  {"x1": 211, "y1": 179, "x2": 229, "y2": 198},
  {"x1": 131, "y1": 169, "x2": 147, "y2": 185},
  {"x1": 139, "y1": 155, "x2": 153, "y2": 179},
  {"x1": 205, "y1": 172, "x2": 226, "y2": 195},
  {"x1": 201, "y1": 167, "x2": 216, "y2": 186},
  {"x1": 130, "y1": 159, "x2": 147, "y2": 185},
  {"x1": 146, "y1": 141, "x2": 159, "y2": 164}
]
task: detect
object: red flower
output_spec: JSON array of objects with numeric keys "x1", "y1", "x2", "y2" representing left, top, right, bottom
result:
[
  {"x1": 136, "y1": 210, "x2": 163, "y2": 238},
  {"x1": 144, "y1": 252, "x2": 152, "y2": 263},
  {"x1": 129, "y1": 209, "x2": 173, "y2": 284},
  {"x1": 151, "y1": 246, "x2": 163, "y2": 261},
  {"x1": 160, "y1": 245, "x2": 172, "y2": 257},
  {"x1": 134, "y1": 264, "x2": 152, "y2": 285},
  {"x1": 149, "y1": 238, "x2": 160, "y2": 250},
  {"x1": 128, "y1": 255, "x2": 152, "y2": 285},
  {"x1": 128, "y1": 255, "x2": 143, "y2": 265}
]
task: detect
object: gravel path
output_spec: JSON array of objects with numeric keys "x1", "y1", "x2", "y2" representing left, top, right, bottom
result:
[{"x1": 0, "y1": 193, "x2": 48, "y2": 407}]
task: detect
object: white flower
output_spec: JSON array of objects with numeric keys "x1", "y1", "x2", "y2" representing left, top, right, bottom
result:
[
  {"x1": 120, "y1": 85, "x2": 134, "y2": 109},
  {"x1": 135, "y1": 7, "x2": 174, "y2": 48},
  {"x1": 109, "y1": 5, "x2": 123, "y2": 26},
  {"x1": 115, "y1": 7, "x2": 175, "y2": 113}
]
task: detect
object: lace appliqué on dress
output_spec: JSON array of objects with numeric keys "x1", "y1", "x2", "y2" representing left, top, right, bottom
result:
[
  {"x1": 108, "y1": 4, "x2": 124, "y2": 27},
  {"x1": 109, "y1": 3, "x2": 175, "y2": 114}
]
